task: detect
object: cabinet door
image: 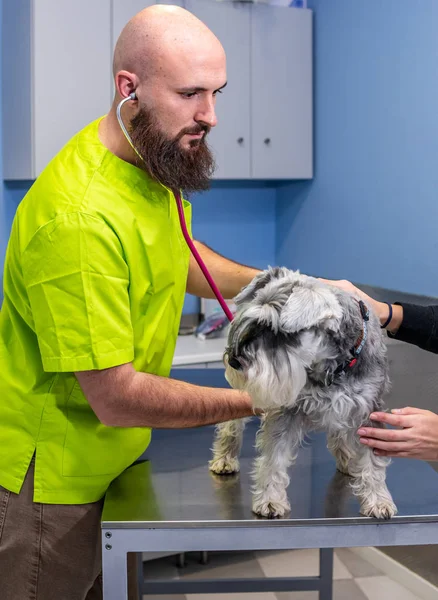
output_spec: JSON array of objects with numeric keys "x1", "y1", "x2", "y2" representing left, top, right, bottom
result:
[
  {"x1": 2, "y1": 0, "x2": 33, "y2": 179},
  {"x1": 185, "y1": 0, "x2": 251, "y2": 179},
  {"x1": 33, "y1": 0, "x2": 111, "y2": 176},
  {"x1": 251, "y1": 7, "x2": 312, "y2": 179}
]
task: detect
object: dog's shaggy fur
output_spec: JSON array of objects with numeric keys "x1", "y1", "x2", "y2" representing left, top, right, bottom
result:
[{"x1": 209, "y1": 268, "x2": 397, "y2": 520}]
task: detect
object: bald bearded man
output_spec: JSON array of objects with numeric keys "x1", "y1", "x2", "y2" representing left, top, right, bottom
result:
[{"x1": 0, "y1": 6, "x2": 260, "y2": 599}]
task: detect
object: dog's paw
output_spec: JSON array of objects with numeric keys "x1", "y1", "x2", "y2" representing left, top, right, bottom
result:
[
  {"x1": 252, "y1": 497, "x2": 290, "y2": 519},
  {"x1": 361, "y1": 499, "x2": 398, "y2": 520},
  {"x1": 209, "y1": 456, "x2": 240, "y2": 475}
]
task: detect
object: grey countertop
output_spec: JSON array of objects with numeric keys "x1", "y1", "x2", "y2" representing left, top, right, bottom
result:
[{"x1": 172, "y1": 334, "x2": 227, "y2": 366}]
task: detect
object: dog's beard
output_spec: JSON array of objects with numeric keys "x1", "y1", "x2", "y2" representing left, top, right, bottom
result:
[
  {"x1": 129, "y1": 106, "x2": 216, "y2": 194},
  {"x1": 225, "y1": 341, "x2": 311, "y2": 412}
]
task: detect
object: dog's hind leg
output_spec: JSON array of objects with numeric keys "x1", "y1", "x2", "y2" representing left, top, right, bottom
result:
[
  {"x1": 330, "y1": 431, "x2": 397, "y2": 519},
  {"x1": 209, "y1": 418, "x2": 249, "y2": 475},
  {"x1": 252, "y1": 410, "x2": 305, "y2": 518}
]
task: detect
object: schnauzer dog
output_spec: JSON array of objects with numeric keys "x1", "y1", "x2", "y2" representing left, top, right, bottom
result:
[{"x1": 209, "y1": 268, "x2": 397, "y2": 520}]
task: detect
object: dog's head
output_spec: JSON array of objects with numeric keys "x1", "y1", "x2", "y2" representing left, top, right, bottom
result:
[{"x1": 224, "y1": 267, "x2": 380, "y2": 411}]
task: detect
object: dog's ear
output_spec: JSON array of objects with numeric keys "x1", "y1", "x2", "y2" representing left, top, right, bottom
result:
[
  {"x1": 234, "y1": 266, "x2": 295, "y2": 306},
  {"x1": 279, "y1": 286, "x2": 342, "y2": 333},
  {"x1": 234, "y1": 276, "x2": 267, "y2": 306},
  {"x1": 239, "y1": 275, "x2": 297, "y2": 333}
]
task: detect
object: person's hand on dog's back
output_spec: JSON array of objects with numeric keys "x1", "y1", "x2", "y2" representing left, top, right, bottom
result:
[{"x1": 319, "y1": 278, "x2": 403, "y2": 334}]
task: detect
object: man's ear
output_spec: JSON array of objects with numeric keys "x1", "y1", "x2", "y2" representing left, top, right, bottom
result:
[{"x1": 114, "y1": 70, "x2": 139, "y2": 100}]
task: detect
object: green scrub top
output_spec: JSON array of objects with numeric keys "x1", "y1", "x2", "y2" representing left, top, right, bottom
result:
[{"x1": 0, "y1": 118, "x2": 191, "y2": 503}]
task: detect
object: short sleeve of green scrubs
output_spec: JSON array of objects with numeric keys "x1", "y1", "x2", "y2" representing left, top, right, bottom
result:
[{"x1": 22, "y1": 212, "x2": 134, "y2": 372}]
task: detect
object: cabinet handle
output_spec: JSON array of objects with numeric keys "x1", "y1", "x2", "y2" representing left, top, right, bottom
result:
[
  {"x1": 264, "y1": 138, "x2": 271, "y2": 145},
  {"x1": 237, "y1": 137, "x2": 244, "y2": 144}
]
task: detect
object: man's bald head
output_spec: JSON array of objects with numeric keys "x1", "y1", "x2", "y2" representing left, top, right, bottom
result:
[
  {"x1": 113, "y1": 4, "x2": 224, "y2": 81},
  {"x1": 106, "y1": 4, "x2": 226, "y2": 192}
]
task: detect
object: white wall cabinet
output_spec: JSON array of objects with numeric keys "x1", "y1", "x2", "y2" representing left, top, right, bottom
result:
[
  {"x1": 186, "y1": 0, "x2": 312, "y2": 180},
  {"x1": 184, "y1": 0, "x2": 252, "y2": 179},
  {"x1": 2, "y1": 0, "x2": 312, "y2": 180},
  {"x1": 2, "y1": 0, "x2": 112, "y2": 180},
  {"x1": 251, "y1": 5, "x2": 312, "y2": 179}
]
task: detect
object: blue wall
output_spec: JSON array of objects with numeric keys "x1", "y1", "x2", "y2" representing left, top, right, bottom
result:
[
  {"x1": 184, "y1": 184, "x2": 277, "y2": 312},
  {"x1": 277, "y1": 0, "x2": 438, "y2": 297}
]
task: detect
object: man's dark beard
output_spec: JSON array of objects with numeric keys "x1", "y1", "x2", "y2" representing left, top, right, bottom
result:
[{"x1": 129, "y1": 107, "x2": 216, "y2": 194}]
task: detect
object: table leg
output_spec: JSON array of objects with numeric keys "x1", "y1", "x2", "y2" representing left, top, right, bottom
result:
[
  {"x1": 102, "y1": 546, "x2": 128, "y2": 600},
  {"x1": 319, "y1": 548, "x2": 334, "y2": 600}
]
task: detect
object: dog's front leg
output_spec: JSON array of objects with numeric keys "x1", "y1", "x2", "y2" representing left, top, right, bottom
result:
[
  {"x1": 252, "y1": 410, "x2": 305, "y2": 518},
  {"x1": 209, "y1": 418, "x2": 249, "y2": 475}
]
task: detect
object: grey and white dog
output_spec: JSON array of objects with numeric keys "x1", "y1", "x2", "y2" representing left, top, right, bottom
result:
[{"x1": 209, "y1": 267, "x2": 397, "y2": 520}]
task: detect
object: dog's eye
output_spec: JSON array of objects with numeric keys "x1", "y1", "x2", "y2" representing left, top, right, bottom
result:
[{"x1": 228, "y1": 357, "x2": 242, "y2": 371}]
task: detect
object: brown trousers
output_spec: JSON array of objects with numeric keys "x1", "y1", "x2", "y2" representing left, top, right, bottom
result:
[{"x1": 0, "y1": 458, "x2": 104, "y2": 600}]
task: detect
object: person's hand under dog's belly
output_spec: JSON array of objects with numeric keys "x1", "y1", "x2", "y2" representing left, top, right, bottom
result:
[{"x1": 358, "y1": 408, "x2": 438, "y2": 460}]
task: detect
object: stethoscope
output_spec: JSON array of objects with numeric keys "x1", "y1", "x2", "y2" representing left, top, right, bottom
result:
[{"x1": 116, "y1": 94, "x2": 234, "y2": 322}]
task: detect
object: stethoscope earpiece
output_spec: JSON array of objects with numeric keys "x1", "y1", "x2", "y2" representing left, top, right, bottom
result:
[{"x1": 129, "y1": 91, "x2": 137, "y2": 101}]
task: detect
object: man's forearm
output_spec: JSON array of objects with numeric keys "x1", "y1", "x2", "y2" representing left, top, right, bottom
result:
[
  {"x1": 84, "y1": 367, "x2": 255, "y2": 428},
  {"x1": 186, "y1": 240, "x2": 260, "y2": 299}
]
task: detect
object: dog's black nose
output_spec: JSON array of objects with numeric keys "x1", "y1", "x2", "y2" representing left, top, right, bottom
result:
[{"x1": 228, "y1": 356, "x2": 242, "y2": 371}]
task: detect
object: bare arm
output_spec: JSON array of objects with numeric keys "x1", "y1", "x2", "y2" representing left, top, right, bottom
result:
[
  {"x1": 186, "y1": 240, "x2": 260, "y2": 299},
  {"x1": 75, "y1": 363, "x2": 254, "y2": 428}
]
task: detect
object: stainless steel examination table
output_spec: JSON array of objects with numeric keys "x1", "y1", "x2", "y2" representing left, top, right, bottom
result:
[{"x1": 101, "y1": 369, "x2": 438, "y2": 599}]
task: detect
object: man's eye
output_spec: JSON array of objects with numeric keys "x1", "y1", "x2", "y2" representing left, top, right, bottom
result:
[
  {"x1": 181, "y1": 92, "x2": 197, "y2": 99},
  {"x1": 213, "y1": 90, "x2": 223, "y2": 96}
]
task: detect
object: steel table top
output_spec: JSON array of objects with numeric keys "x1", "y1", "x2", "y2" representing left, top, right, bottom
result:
[{"x1": 102, "y1": 369, "x2": 438, "y2": 530}]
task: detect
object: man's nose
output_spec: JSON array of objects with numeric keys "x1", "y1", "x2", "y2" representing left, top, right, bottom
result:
[{"x1": 195, "y1": 97, "x2": 218, "y2": 129}]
